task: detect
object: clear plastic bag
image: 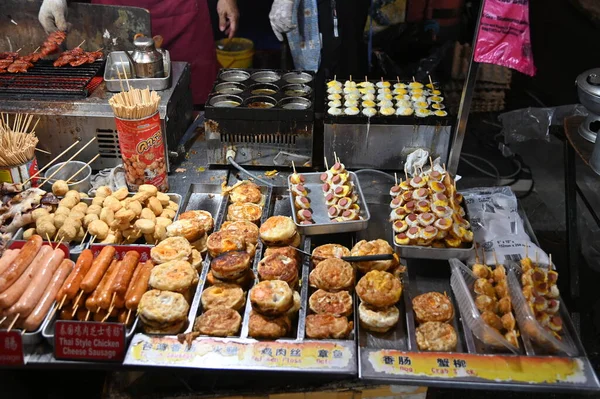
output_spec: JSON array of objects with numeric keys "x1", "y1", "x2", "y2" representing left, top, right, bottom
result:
[{"x1": 450, "y1": 259, "x2": 520, "y2": 354}]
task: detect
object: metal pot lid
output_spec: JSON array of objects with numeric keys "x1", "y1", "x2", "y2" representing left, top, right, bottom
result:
[{"x1": 576, "y1": 68, "x2": 600, "y2": 97}]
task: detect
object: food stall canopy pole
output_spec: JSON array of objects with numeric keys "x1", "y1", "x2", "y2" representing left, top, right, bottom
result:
[{"x1": 447, "y1": 1, "x2": 485, "y2": 175}]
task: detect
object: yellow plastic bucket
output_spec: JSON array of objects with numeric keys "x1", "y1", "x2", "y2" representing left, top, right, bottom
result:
[{"x1": 215, "y1": 38, "x2": 254, "y2": 69}]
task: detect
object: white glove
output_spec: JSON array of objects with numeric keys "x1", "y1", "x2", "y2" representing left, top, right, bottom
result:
[
  {"x1": 269, "y1": 0, "x2": 297, "y2": 41},
  {"x1": 39, "y1": 0, "x2": 68, "y2": 34}
]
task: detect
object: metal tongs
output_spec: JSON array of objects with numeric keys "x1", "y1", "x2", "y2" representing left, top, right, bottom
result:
[{"x1": 291, "y1": 247, "x2": 395, "y2": 262}]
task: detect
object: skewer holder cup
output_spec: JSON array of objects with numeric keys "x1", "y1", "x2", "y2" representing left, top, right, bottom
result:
[{"x1": 0, "y1": 156, "x2": 40, "y2": 189}]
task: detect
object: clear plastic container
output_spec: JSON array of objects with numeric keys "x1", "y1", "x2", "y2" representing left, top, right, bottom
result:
[
  {"x1": 449, "y1": 258, "x2": 520, "y2": 354},
  {"x1": 507, "y1": 262, "x2": 578, "y2": 356}
]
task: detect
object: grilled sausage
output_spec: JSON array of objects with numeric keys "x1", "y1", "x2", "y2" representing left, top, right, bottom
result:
[
  {"x1": 0, "y1": 249, "x2": 19, "y2": 276},
  {"x1": 0, "y1": 246, "x2": 52, "y2": 308},
  {"x1": 125, "y1": 260, "x2": 154, "y2": 310},
  {"x1": 23, "y1": 259, "x2": 73, "y2": 330},
  {"x1": 97, "y1": 260, "x2": 123, "y2": 310},
  {"x1": 80, "y1": 246, "x2": 116, "y2": 293},
  {"x1": 56, "y1": 249, "x2": 94, "y2": 302},
  {"x1": 124, "y1": 262, "x2": 143, "y2": 300},
  {"x1": 112, "y1": 251, "x2": 141, "y2": 296},
  {"x1": 85, "y1": 259, "x2": 118, "y2": 311},
  {"x1": 0, "y1": 235, "x2": 43, "y2": 292}
]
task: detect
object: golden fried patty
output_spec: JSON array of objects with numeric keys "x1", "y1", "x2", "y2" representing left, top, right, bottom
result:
[
  {"x1": 259, "y1": 215, "x2": 297, "y2": 245},
  {"x1": 194, "y1": 308, "x2": 242, "y2": 337},
  {"x1": 264, "y1": 246, "x2": 299, "y2": 262},
  {"x1": 166, "y1": 219, "x2": 205, "y2": 242},
  {"x1": 309, "y1": 289, "x2": 353, "y2": 317},
  {"x1": 201, "y1": 284, "x2": 246, "y2": 311},
  {"x1": 358, "y1": 302, "x2": 399, "y2": 333},
  {"x1": 206, "y1": 269, "x2": 255, "y2": 289},
  {"x1": 248, "y1": 311, "x2": 291, "y2": 339},
  {"x1": 356, "y1": 270, "x2": 402, "y2": 308},
  {"x1": 305, "y1": 314, "x2": 353, "y2": 339},
  {"x1": 189, "y1": 249, "x2": 203, "y2": 271},
  {"x1": 149, "y1": 260, "x2": 199, "y2": 293},
  {"x1": 206, "y1": 230, "x2": 246, "y2": 258},
  {"x1": 227, "y1": 202, "x2": 263, "y2": 225},
  {"x1": 257, "y1": 254, "x2": 298, "y2": 288},
  {"x1": 415, "y1": 321, "x2": 457, "y2": 351},
  {"x1": 249, "y1": 280, "x2": 294, "y2": 316},
  {"x1": 178, "y1": 210, "x2": 215, "y2": 232},
  {"x1": 230, "y1": 182, "x2": 263, "y2": 204},
  {"x1": 350, "y1": 239, "x2": 397, "y2": 273},
  {"x1": 138, "y1": 290, "x2": 189, "y2": 334},
  {"x1": 210, "y1": 250, "x2": 252, "y2": 280},
  {"x1": 309, "y1": 258, "x2": 354, "y2": 292},
  {"x1": 312, "y1": 244, "x2": 350, "y2": 267},
  {"x1": 412, "y1": 292, "x2": 454, "y2": 323},
  {"x1": 220, "y1": 221, "x2": 259, "y2": 246},
  {"x1": 150, "y1": 236, "x2": 192, "y2": 264}
]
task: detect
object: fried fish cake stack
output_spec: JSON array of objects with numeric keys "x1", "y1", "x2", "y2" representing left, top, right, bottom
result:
[
  {"x1": 355, "y1": 270, "x2": 403, "y2": 333},
  {"x1": 225, "y1": 181, "x2": 264, "y2": 225},
  {"x1": 248, "y1": 280, "x2": 300, "y2": 339},
  {"x1": 412, "y1": 292, "x2": 457, "y2": 351},
  {"x1": 350, "y1": 239, "x2": 400, "y2": 273},
  {"x1": 259, "y1": 216, "x2": 301, "y2": 248}
]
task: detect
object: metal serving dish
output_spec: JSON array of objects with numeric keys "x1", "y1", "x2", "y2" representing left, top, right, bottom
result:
[
  {"x1": 219, "y1": 69, "x2": 250, "y2": 82},
  {"x1": 279, "y1": 97, "x2": 312, "y2": 110},
  {"x1": 244, "y1": 95, "x2": 276, "y2": 109},
  {"x1": 248, "y1": 83, "x2": 279, "y2": 96},
  {"x1": 104, "y1": 50, "x2": 172, "y2": 92},
  {"x1": 209, "y1": 94, "x2": 242, "y2": 107},
  {"x1": 282, "y1": 84, "x2": 312, "y2": 97},
  {"x1": 250, "y1": 70, "x2": 281, "y2": 83},
  {"x1": 283, "y1": 72, "x2": 313, "y2": 84},
  {"x1": 215, "y1": 82, "x2": 245, "y2": 95},
  {"x1": 288, "y1": 172, "x2": 370, "y2": 235}
]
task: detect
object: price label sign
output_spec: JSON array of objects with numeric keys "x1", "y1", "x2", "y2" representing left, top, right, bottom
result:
[
  {"x1": 0, "y1": 331, "x2": 24, "y2": 366},
  {"x1": 55, "y1": 321, "x2": 125, "y2": 362}
]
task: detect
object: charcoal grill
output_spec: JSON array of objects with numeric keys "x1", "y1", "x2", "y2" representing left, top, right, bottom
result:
[{"x1": 0, "y1": 60, "x2": 105, "y2": 100}]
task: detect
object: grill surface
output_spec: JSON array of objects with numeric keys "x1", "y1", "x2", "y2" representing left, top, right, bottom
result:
[{"x1": 0, "y1": 59, "x2": 104, "y2": 99}]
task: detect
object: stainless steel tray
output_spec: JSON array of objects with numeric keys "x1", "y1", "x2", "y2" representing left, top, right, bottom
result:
[
  {"x1": 104, "y1": 50, "x2": 172, "y2": 92},
  {"x1": 288, "y1": 171, "x2": 370, "y2": 235}
]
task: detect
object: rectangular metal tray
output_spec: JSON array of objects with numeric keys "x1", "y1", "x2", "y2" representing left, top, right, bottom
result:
[
  {"x1": 104, "y1": 50, "x2": 172, "y2": 92},
  {"x1": 289, "y1": 172, "x2": 370, "y2": 235}
]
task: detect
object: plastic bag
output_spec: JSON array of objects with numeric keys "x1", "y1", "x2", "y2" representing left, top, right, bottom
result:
[{"x1": 473, "y1": 0, "x2": 536, "y2": 76}]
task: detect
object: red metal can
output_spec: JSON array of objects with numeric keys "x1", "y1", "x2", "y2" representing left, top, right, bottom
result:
[
  {"x1": 114, "y1": 112, "x2": 169, "y2": 192},
  {"x1": 0, "y1": 157, "x2": 40, "y2": 188}
]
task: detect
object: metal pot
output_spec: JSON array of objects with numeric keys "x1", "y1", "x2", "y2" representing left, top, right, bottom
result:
[
  {"x1": 576, "y1": 68, "x2": 600, "y2": 143},
  {"x1": 43, "y1": 161, "x2": 92, "y2": 193},
  {"x1": 124, "y1": 36, "x2": 165, "y2": 78}
]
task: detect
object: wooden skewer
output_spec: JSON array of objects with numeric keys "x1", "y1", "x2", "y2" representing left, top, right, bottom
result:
[
  {"x1": 90, "y1": 235, "x2": 97, "y2": 245},
  {"x1": 404, "y1": 169, "x2": 408, "y2": 181},
  {"x1": 66, "y1": 153, "x2": 100, "y2": 183},
  {"x1": 23, "y1": 139, "x2": 81, "y2": 184},
  {"x1": 125, "y1": 309, "x2": 132, "y2": 326},
  {"x1": 493, "y1": 250, "x2": 499, "y2": 266},
  {"x1": 76, "y1": 40, "x2": 86, "y2": 48},
  {"x1": 0, "y1": 316, "x2": 6, "y2": 326},
  {"x1": 7, "y1": 314, "x2": 19, "y2": 332},
  {"x1": 324, "y1": 156, "x2": 329, "y2": 170},
  {"x1": 58, "y1": 294, "x2": 67, "y2": 310},
  {"x1": 39, "y1": 137, "x2": 97, "y2": 186},
  {"x1": 85, "y1": 310, "x2": 90, "y2": 321},
  {"x1": 291, "y1": 160, "x2": 296, "y2": 175},
  {"x1": 30, "y1": 117, "x2": 41, "y2": 134},
  {"x1": 549, "y1": 253, "x2": 553, "y2": 269},
  {"x1": 119, "y1": 57, "x2": 131, "y2": 90},
  {"x1": 80, "y1": 230, "x2": 89, "y2": 244},
  {"x1": 47, "y1": 303, "x2": 60, "y2": 321},
  {"x1": 74, "y1": 290, "x2": 84, "y2": 308},
  {"x1": 349, "y1": 75, "x2": 352, "y2": 82},
  {"x1": 535, "y1": 251, "x2": 539, "y2": 267},
  {"x1": 45, "y1": 233, "x2": 52, "y2": 246},
  {"x1": 32, "y1": 46, "x2": 40, "y2": 53},
  {"x1": 428, "y1": 75, "x2": 434, "y2": 89},
  {"x1": 394, "y1": 172, "x2": 398, "y2": 186},
  {"x1": 364, "y1": 76, "x2": 367, "y2": 82},
  {"x1": 21, "y1": 329, "x2": 27, "y2": 335},
  {"x1": 429, "y1": 156, "x2": 433, "y2": 168},
  {"x1": 397, "y1": 76, "x2": 400, "y2": 83},
  {"x1": 55, "y1": 236, "x2": 65, "y2": 250},
  {"x1": 474, "y1": 243, "x2": 480, "y2": 264},
  {"x1": 334, "y1": 74, "x2": 336, "y2": 82},
  {"x1": 35, "y1": 148, "x2": 51, "y2": 155},
  {"x1": 412, "y1": 76, "x2": 416, "y2": 82},
  {"x1": 525, "y1": 242, "x2": 529, "y2": 259},
  {"x1": 333, "y1": 151, "x2": 339, "y2": 164},
  {"x1": 71, "y1": 303, "x2": 79, "y2": 318}
]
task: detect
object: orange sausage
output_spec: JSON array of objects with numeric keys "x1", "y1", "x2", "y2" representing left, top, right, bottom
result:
[
  {"x1": 0, "y1": 235, "x2": 43, "y2": 292},
  {"x1": 56, "y1": 249, "x2": 94, "y2": 301},
  {"x1": 97, "y1": 260, "x2": 123, "y2": 310},
  {"x1": 80, "y1": 246, "x2": 116, "y2": 293},
  {"x1": 125, "y1": 260, "x2": 154, "y2": 310},
  {"x1": 0, "y1": 246, "x2": 52, "y2": 308},
  {"x1": 124, "y1": 262, "x2": 143, "y2": 300},
  {"x1": 113, "y1": 251, "x2": 140, "y2": 296},
  {"x1": 85, "y1": 259, "x2": 118, "y2": 311},
  {"x1": 0, "y1": 249, "x2": 19, "y2": 276}
]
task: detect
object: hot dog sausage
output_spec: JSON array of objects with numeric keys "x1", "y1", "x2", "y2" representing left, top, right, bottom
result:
[
  {"x1": 56, "y1": 249, "x2": 94, "y2": 302},
  {"x1": 23, "y1": 259, "x2": 73, "y2": 331},
  {"x1": 0, "y1": 235, "x2": 43, "y2": 292},
  {"x1": 113, "y1": 251, "x2": 141, "y2": 296},
  {"x1": 125, "y1": 260, "x2": 154, "y2": 310},
  {"x1": 7, "y1": 248, "x2": 64, "y2": 317},
  {"x1": 0, "y1": 246, "x2": 52, "y2": 308},
  {"x1": 85, "y1": 259, "x2": 118, "y2": 311},
  {"x1": 60, "y1": 308, "x2": 74, "y2": 321},
  {"x1": 124, "y1": 262, "x2": 143, "y2": 300},
  {"x1": 80, "y1": 246, "x2": 116, "y2": 293},
  {"x1": 117, "y1": 309, "x2": 134, "y2": 327},
  {"x1": 0, "y1": 249, "x2": 19, "y2": 276},
  {"x1": 98, "y1": 259, "x2": 124, "y2": 310},
  {"x1": 76, "y1": 307, "x2": 88, "y2": 321}
]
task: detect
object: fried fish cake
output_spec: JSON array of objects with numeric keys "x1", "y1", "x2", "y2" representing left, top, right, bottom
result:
[
  {"x1": 227, "y1": 202, "x2": 262, "y2": 225},
  {"x1": 309, "y1": 258, "x2": 354, "y2": 292},
  {"x1": 305, "y1": 314, "x2": 353, "y2": 339},
  {"x1": 257, "y1": 254, "x2": 298, "y2": 288},
  {"x1": 220, "y1": 221, "x2": 259, "y2": 246},
  {"x1": 206, "y1": 269, "x2": 255, "y2": 289},
  {"x1": 309, "y1": 289, "x2": 353, "y2": 317},
  {"x1": 311, "y1": 244, "x2": 350, "y2": 267},
  {"x1": 166, "y1": 219, "x2": 205, "y2": 242},
  {"x1": 206, "y1": 230, "x2": 246, "y2": 258},
  {"x1": 415, "y1": 321, "x2": 457, "y2": 351},
  {"x1": 178, "y1": 210, "x2": 215, "y2": 232},
  {"x1": 150, "y1": 236, "x2": 192, "y2": 264},
  {"x1": 350, "y1": 239, "x2": 397, "y2": 273},
  {"x1": 248, "y1": 311, "x2": 291, "y2": 339},
  {"x1": 250, "y1": 280, "x2": 294, "y2": 316},
  {"x1": 189, "y1": 249, "x2": 203, "y2": 271},
  {"x1": 201, "y1": 284, "x2": 246, "y2": 311},
  {"x1": 356, "y1": 270, "x2": 402, "y2": 308},
  {"x1": 138, "y1": 290, "x2": 189, "y2": 334},
  {"x1": 287, "y1": 291, "x2": 301, "y2": 317},
  {"x1": 230, "y1": 181, "x2": 263, "y2": 204},
  {"x1": 259, "y1": 216, "x2": 297, "y2": 246},
  {"x1": 149, "y1": 260, "x2": 199, "y2": 293},
  {"x1": 194, "y1": 308, "x2": 242, "y2": 337},
  {"x1": 210, "y1": 250, "x2": 252, "y2": 280},
  {"x1": 264, "y1": 245, "x2": 300, "y2": 262},
  {"x1": 190, "y1": 233, "x2": 208, "y2": 254},
  {"x1": 412, "y1": 292, "x2": 454, "y2": 323},
  {"x1": 358, "y1": 302, "x2": 400, "y2": 333}
]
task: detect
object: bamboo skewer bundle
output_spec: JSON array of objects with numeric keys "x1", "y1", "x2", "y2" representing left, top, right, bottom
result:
[
  {"x1": 108, "y1": 87, "x2": 161, "y2": 120},
  {"x1": 0, "y1": 113, "x2": 40, "y2": 167}
]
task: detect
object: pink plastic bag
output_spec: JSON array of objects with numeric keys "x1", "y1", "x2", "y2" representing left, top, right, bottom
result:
[{"x1": 474, "y1": 0, "x2": 536, "y2": 76}]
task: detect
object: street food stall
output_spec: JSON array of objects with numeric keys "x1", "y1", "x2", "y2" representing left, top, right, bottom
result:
[{"x1": 0, "y1": 0, "x2": 598, "y2": 397}]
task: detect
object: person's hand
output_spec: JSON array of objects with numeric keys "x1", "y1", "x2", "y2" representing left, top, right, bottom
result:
[
  {"x1": 269, "y1": 0, "x2": 297, "y2": 41},
  {"x1": 217, "y1": 0, "x2": 239, "y2": 39},
  {"x1": 39, "y1": 0, "x2": 68, "y2": 34}
]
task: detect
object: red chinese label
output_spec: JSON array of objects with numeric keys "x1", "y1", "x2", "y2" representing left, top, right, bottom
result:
[
  {"x1": 90, "y1": 245, "x2": 152, "y2": 262},
  {"x1": 10, "y1": 241, "x2": 69, "y2": 259},
  {"x1": 55, "y1": 321, "x2": 125, "y2": 362},
  {"x1": 115, "y1": 113, "x2": 168, "y2": 192},
  {"x1": 0, "y1": 331, "x2": 24, "y2": 366}
]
